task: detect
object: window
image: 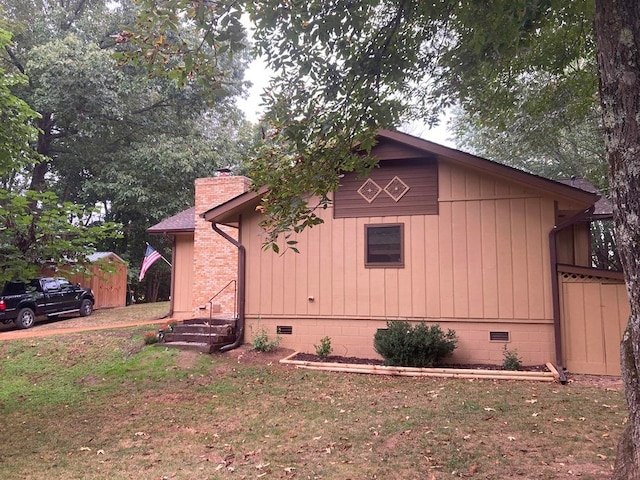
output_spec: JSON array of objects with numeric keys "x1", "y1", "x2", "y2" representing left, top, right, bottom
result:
[
  {"x1": 42, "y1": 279, "x2": 60, "y2": 292},
  {"x1": 365, "y1": 223, "x2": 404, "y2": 268}
]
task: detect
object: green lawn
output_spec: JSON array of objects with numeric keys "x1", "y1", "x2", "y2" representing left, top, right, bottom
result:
[{"x1": 0, "y1": 314, "x2": 626, "y2": 479}]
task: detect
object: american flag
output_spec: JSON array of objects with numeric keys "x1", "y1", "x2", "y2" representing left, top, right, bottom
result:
[{"x1": 139, "y1": 245, "x2": 162, "y2": 281}]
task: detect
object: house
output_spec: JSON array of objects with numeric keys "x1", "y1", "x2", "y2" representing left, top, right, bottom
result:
[{"x1": 149, "y1": 130, "x2": 629, "y2": 376}]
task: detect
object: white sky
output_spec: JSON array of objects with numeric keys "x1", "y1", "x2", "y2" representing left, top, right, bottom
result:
[{"x1": 236, "y1": 57, "x2": 456, "y2": 148}]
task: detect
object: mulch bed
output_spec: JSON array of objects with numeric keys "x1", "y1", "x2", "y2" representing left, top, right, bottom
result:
[{"x1": 290, "y1": 352, "x2": 549, "y2": 372}]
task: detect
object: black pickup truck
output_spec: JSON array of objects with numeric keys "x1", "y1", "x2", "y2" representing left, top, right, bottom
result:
[{"x1": 0, "y1": 277, "x2": 95, "y2": 329}]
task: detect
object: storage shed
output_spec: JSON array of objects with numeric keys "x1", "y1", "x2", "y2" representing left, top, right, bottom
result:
[{"x1": 65, "y1": 252, "x2": 129, "y2": 309}]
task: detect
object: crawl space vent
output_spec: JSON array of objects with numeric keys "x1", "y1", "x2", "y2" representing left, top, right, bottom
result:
[
  {"x1": 277, "y1": 326, "x2": 293, "y2": 335},
  {"x1": 489, "y1": 331, "x2": 510, "y2": 342}
]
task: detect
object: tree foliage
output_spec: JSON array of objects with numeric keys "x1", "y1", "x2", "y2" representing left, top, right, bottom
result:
[
  {"x1": 1, "y1": 0, "x2": 252, "y2": 285},
  {"x1": 0, "y1": 190, "x2": 121, "y2": 283},
  {"x1": 0, "y1": 28, "x2": 41, "y2": 175},
  {"x1": 0, "y1": 26, "x2": 122, "y2": 282}
]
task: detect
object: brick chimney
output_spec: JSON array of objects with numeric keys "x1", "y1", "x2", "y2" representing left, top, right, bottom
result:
[{"x1": 192, "y1": 175, "x2": 251, "y2": 317}]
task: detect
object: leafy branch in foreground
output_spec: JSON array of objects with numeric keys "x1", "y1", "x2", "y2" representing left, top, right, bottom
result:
[
  {"x1": 114, "y1": 0, "x2": 247, "y2": 93},
  {"x1": 0, "y1": 190, "x2": 122, "y2": 283}
]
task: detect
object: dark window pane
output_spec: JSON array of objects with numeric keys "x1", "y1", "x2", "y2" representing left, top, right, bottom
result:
[{"x1": 366, "y1": 224, "x2": 403, "y2": 266}]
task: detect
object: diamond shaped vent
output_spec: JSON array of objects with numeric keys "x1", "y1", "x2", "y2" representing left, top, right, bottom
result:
[
  {"x1": 357, "y1": 178, "x2": 382, "y2": 203},
  {"x1": 384, "y1": 176, "x2": 410, "y2": 202}
]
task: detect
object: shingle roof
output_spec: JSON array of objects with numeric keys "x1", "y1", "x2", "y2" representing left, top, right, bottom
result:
[
  {"x1": 87, "y1": 252, "x2": 126, "y2": 263},
  {"x1": 147, "y1": 207, "x2": 195, "y2": 234},
  {"x1": 557, "y1": 178, "x2": 613, "y2": 216}
]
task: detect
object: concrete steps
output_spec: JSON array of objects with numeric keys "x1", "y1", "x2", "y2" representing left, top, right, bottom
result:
[{"x1": 159, "y1": 317, "x2": 237, "y2": 353}]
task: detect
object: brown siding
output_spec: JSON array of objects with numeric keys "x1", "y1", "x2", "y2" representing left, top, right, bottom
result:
[
  {"x1": 560, "y1": 268, "x2": 629, "y2": 375},
  {"x1": 171, "y1": 233, "x2": 194, "y2": 316},
  {"x1": 334, "y1": 159, "x2": 438, "y2": 218},
  {"x1": 244, "y1": 162, "x2": 556, "y2": 345},
  {"x1": 556, "y1": 223, "x2": 592, "y2": 267}
]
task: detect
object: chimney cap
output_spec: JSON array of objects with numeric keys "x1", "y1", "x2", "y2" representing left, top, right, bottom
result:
[{"x1": 215, "y1": 167, "x2": 233, "y2": 176}]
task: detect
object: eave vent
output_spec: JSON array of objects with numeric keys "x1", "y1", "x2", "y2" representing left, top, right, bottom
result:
[
  {"x1": 277, "y1": 326, "x2": 293, "y2": 335},
  {"x1": 489, "y1": 331, "x2": 510, "y2": 342}
]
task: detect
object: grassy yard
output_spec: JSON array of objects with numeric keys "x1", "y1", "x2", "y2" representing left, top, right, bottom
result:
[{"x1": 0, "y1": 310, "x2": 626, "y2": 479}]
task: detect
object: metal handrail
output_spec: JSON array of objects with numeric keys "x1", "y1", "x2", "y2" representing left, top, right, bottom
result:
[{"x1": 205, "y1": 280, "x2": 237, "y2": 346}]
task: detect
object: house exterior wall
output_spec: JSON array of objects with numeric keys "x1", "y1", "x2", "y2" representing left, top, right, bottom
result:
[
  {"x1": 171, "y1": 233, "x2": 195, "y2": 318},
  {"x1": 241, "y1": 160, "x2": 558, "y2": 365},
  {"x1": 192, "y1": 176, "x2": 251, "y2": 317},
  {"x1": 560, "y1": 268, "x2": 629, "y2": 375},
  {"x1": 556, "y1": 223, "x2": 592, "y2": 267}
]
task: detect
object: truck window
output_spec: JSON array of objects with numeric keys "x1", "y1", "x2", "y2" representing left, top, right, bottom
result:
[
  {"x1": 1, "y1": 282, "x2": 26, "y2": 296},
  {"x1": 29, "y1": 279, "x2": 42, "y2": 292},
  {"x1": 42, "y1": 279, "x2": 60, "y2": 292}
]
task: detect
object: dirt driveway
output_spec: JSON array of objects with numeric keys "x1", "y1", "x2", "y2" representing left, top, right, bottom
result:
[{"x1": 0, "y1": 302, "x2": 169, "y2": 341}]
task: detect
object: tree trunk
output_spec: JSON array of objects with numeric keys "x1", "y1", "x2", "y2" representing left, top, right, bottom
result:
[
  {"x1": 594, "y1": 1, "x2": 640, "y2": 478},
  {"x1": 30, "y1": 112, "x2": 54, "y2": 192}
]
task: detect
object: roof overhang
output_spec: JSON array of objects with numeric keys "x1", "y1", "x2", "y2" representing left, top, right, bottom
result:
[
  {"x1": 202, "y1": 186, "x2": 268, "y2": 227},
  {"x1": 147, "y1": 207, "x2": 196, "y2": 235}
]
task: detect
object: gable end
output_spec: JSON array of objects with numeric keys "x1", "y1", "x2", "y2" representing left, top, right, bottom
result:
[{"x1": 334, "y1": 158, "x2": 438, "y2": 218}]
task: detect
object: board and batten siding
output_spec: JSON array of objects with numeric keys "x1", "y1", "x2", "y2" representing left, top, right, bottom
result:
[
  {"x1": 171, "y1": 233, "x2": 194, "y2": 317},
  {"x1": 243, "y1": 161, "x2": 555, "y2": 325},
  {"x1": 334, "y1": 158, "x2": 438, "y2": 218},
  {"x1": 560, "y1": 267, "x2": 629, "y2": 376}
]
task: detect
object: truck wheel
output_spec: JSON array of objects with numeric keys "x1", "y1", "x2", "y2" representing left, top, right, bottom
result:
[
  {"x1": 79, "y1": 299, "x2": 93, "y2": 317},
  {"x1": 15, "y1": 308, "x2": 36, "y2": 329}
]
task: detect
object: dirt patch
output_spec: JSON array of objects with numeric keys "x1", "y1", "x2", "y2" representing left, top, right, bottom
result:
[
  {"x1": 566, "y1": 373, "x2": 624, "y2": 390},
  {"x1": 175, "y1": 350, "x2": 200, "y2": 369},
  {"x1": 228, "y1": 344, "x2": 295, "y2": 365}
]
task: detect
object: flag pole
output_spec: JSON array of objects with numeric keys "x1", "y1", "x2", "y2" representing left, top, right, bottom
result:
[{"x1": 146, "y1": 242, "x2": 172, "y2": 267}]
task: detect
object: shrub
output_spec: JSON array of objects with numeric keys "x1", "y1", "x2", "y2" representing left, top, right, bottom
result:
[
  {"x1": 143, "y1": 331, "x2": 159, "y2": 345},
  {"x1": 373, "y1": 321, "x2": 458, "y2": 367},
  {"x1": 502, "y1": 346, "x2": 523, "y2": 371},
  {"x1": 314, "y1": 336, "x2": 333, "y2": 358},
  {"x1": 252, "y1": 327, "x2": 281, "y2": 352}
]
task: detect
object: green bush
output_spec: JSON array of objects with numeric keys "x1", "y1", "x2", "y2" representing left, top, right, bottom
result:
[
  {"x1": 252, "y1": 327, "x2": 281, "y2": 353},
  {"x1": 314, "y1": 336, "x2": 333, "y2": 358},
  {"x1": 373, "y1": 321, "x2": 458, "y2": 367},
  {"x1": 502, "y1": 346, "x2": 523, "y2": 371}
]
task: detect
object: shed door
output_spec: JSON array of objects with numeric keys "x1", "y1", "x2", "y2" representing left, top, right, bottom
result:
[{"x1": 560, "y1": 272, "x2": 629, "y2": 376}]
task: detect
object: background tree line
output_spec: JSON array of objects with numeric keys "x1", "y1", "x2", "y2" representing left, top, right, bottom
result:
[{"x1": 0, "y1": 0, "x2": 256, "y2": 300}]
